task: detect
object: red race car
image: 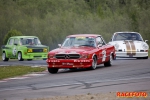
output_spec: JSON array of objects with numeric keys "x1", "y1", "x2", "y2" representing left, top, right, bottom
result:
[{"x1": 47, "y1": 34, "x2": 116, "y2": 74}]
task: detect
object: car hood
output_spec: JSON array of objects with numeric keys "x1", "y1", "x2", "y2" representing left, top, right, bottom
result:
[
  {"x1": 109, "y1": 40, "x2": 149, "y2": 51},
  {"x1": 26, "y1": 45, "x2": 48, "y2": 48},
  {"x1": 49, "y1": 47, "x2": 95, "y2": 54}
]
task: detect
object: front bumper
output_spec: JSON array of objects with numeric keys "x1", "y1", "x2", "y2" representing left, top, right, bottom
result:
[
  {"x1": 46, "y1": 59, "x2": 93, "y2": 68},
  {"x1": 22, "y1": 52, "x2": 47, "y2": 59},
  {"x1": 116, "y1": 51, "x2": 148, "y2": 58}
]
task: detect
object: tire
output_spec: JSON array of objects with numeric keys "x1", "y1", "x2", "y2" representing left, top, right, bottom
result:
[
  {"x1": 89, "y1": 56, "x2": 97, "y2": 70},
  {"x1": 48, "y1": 67, "x2": 59, "y2": 74},
  {"x1": 114, "y1": 56, "x2": 116, "y2": 60},
  {"x1": 18, "y1": 52, "x2": 24, "y2": 61},
  {"x1": 143, "y1": 56, "x2": 148, "y2": 59},
  {"x1": 69, "y1": 68, "x2": 77, "y2": 70},
  {"x1": 43, "y1": 58, "x2": 47, "y2": 60},
  {"x1": 136, "y1": 57, "x2": 142, "y2": 59},
  {"x1": 2, "y1": 52, "x2": 9, "y2": 61},
  {"x1": 104, "y1": 54, "x2": 112, "y2": 67},
  {"x1": 27, "y1": 59, "x2": 32, "y2": 61}
]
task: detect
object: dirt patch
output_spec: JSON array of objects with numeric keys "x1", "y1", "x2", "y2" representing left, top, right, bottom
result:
[{"x1": 26, "y1": 91, "x2": 150, "y2": 100}]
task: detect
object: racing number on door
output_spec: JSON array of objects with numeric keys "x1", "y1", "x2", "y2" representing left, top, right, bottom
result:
[
  {"x1": 12, "y1": 46, "x2": 17, "y2": 56},
  {"x1": 102, "y1": 50, "x2": 106, "y2": 62}
]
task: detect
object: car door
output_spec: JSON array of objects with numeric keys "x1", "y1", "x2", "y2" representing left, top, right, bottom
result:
[
  {"x1": 7, "y1": 38, "x2": 19, "y2": 58},
  {"x1": 96, "y1": 36, "x2": 106, "y2": 64},
  {"x1": 6, "y1": 38, "x2": 15, "y2": 58},
  {"x1": 100, "y1": 36, "x2": 112, "y2": 62},
  {"x1": 12, "y1": 38, "x2": 19, "y2": 57}
]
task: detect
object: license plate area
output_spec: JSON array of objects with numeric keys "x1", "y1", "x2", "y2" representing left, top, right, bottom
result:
[
  {"x1": 34, "y1": 56, "x2": 42, "y2": 59},
  {"x1": 62, "y1": 63, "x2": 73, "y2": 66}
]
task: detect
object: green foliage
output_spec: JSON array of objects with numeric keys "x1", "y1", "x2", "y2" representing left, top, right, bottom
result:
[
  {"x1": 0, "y1": 0, "x2": 150, "y2": 49},
  {"x1": 3, "y1": 29, "x2": 23, "y2": 45},
  {"x1": 0, "y1": 66, "x2": 46, "y2": 80}
]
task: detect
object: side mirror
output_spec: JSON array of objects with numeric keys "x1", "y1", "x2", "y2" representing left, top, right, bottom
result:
[
  {"x1": 58, "y1": 44, "x2": 61, "y2": 47},
  {"x1": 97, "y1": 44, "x2": 102, "y2": 47},
  {"x1": 145, "y1": 40, "x2": 148, "y2": 43}
]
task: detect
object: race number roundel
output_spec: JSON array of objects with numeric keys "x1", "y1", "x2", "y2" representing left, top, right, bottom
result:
[
  {"x1": 13, "y1": 47, "x2": 17, "y2": 56},
  {"x1": 102, "y1": 50, "x2": 106, "y2": 62}
]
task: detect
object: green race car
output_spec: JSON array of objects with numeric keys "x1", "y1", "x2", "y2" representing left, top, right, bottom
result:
[{"x1": 1, "y1": 36, "x2": 49, "y2": 61}]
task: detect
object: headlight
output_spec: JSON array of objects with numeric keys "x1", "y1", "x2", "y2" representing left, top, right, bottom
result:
[
  {"x1": 43, "y1": 48, "x2": 48, "y2": 52},
  {"x1": 80, "y1": 54, "x2": 90, "y2": 59},
  {"x1": 48, "y1": 54, "x2": 54, "y2": 59},
  {"x1": 114, "y1": 43, "x2": 119, "y2": 50},
  {"x1": 27, "y1": 49, "x2": 32, "y2": 52},
  {"x1": 142, "y1": 44, "x2": 148, "y2": 50}
]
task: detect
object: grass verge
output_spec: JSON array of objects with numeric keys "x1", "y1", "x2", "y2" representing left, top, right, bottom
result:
[{"x1": 0, "y1": 66, "x2": 46, "y2": 80}]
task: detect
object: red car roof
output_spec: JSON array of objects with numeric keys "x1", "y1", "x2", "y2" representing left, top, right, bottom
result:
[{"x1": 67, "y1": 34, "x2": 101, "y2": 38}]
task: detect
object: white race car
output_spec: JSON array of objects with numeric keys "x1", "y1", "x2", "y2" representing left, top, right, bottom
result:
[{"x1": 109, "y1": 32, "x2": 149, "y2": 59}]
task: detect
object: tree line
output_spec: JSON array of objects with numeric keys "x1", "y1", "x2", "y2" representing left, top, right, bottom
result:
[{"x1": 0, "y1": 0, "x2": 150, "y2": 50}]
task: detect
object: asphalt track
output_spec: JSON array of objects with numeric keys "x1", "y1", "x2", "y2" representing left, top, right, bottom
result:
[{"x1": 0, "y1": 58, "x2": 150, "y2": 100}]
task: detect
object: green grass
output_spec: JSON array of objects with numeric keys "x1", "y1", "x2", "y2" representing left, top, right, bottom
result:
[{"x1": 0, "y1": 66, "x2": 46, "y2": 80}]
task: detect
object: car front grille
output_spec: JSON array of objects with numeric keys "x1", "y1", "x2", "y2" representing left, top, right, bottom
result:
[
  {"x1": 55, "y1": 54, "x2": 80, "y2": 59},
  {"x1": 32, "y1": 49, "x2": 43, "y2": 52}
]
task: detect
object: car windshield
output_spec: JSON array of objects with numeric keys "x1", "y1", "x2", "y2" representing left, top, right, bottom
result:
[
  {"x1": 20, "y1": 38, "x2": 41, "y2": 45},
  {"x1": 113, "y1": 33, "x2": 143, "y2": 41},
  {"x1": 62, "y1": 37, "x2": 96, "y2": 47}
]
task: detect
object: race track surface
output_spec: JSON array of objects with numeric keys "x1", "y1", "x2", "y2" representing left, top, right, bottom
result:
[{"x1": 0, "y1": 58, "x2": 150, "y2": 100}]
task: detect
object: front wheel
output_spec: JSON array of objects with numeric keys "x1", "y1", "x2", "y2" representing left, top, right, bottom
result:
[
  {"x1": 43, "y1": 58, "x2": 47, "y2": 60},
  {"x1": 18, "y1": 52, "x2": 24, "y2": 61},
  {"x1": 136, "y1": 57, "x2": 142, "y2": 59},
  {"x1": 2, "y1": 52, "x2": 9, "y2": 61},
  {"x1": 143, "y1": 56, "x2": 148, "y2": 59},
  {"x1": 48, "y1": 67, "x2": 59, "y2": 74},
  {"x1": 27, "y1": 59, "x2": 32, "y2": 61},
  {"x1": 89, "y1": 56, "x2": 97, "y2": 70},
  {"x1": 104, "y1": 54, "x2": 112, "y2": 67}
]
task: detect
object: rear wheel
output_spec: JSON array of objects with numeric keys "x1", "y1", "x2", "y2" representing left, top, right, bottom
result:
[
  {"x1": 48, "y1": 67, "x2": 59, "y2": 74},
  {"x1": 18, "y1": 52, "x2": 24, "y2": 61},
  {"x1": 89, "y1": 56, "x2": 97, "y2": 70},
  {"x1": 104, "y1": 54, "x2": 112, "y2": 67},
  {"x1": 2, "y1": 52, "x2": 9, "y2": 61}
]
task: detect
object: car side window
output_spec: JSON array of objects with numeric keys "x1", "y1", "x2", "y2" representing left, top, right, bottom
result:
[
  {"x1": 96, "y1": 37, "x2": 105, "y2": 46},
  {"x1": 14, "y1": 38, "x2": 19, "y2": 45},
  {"x1": 8, "y1": 38, "x2": 14, "y2": 45},
  {"x1": 100, "y1": 37, "x2": 106, "y2": 45}
]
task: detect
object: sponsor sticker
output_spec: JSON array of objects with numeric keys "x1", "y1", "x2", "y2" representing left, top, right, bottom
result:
[
  {"x1": 76, "y1": 37, "x2": 86, "y2": 39},
  {"x1": 74, "y1": 60, "x2": 90, "y2": 62},
  {"x1": 49, "y1": 60, "x2": 60, "y2": 62}
]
